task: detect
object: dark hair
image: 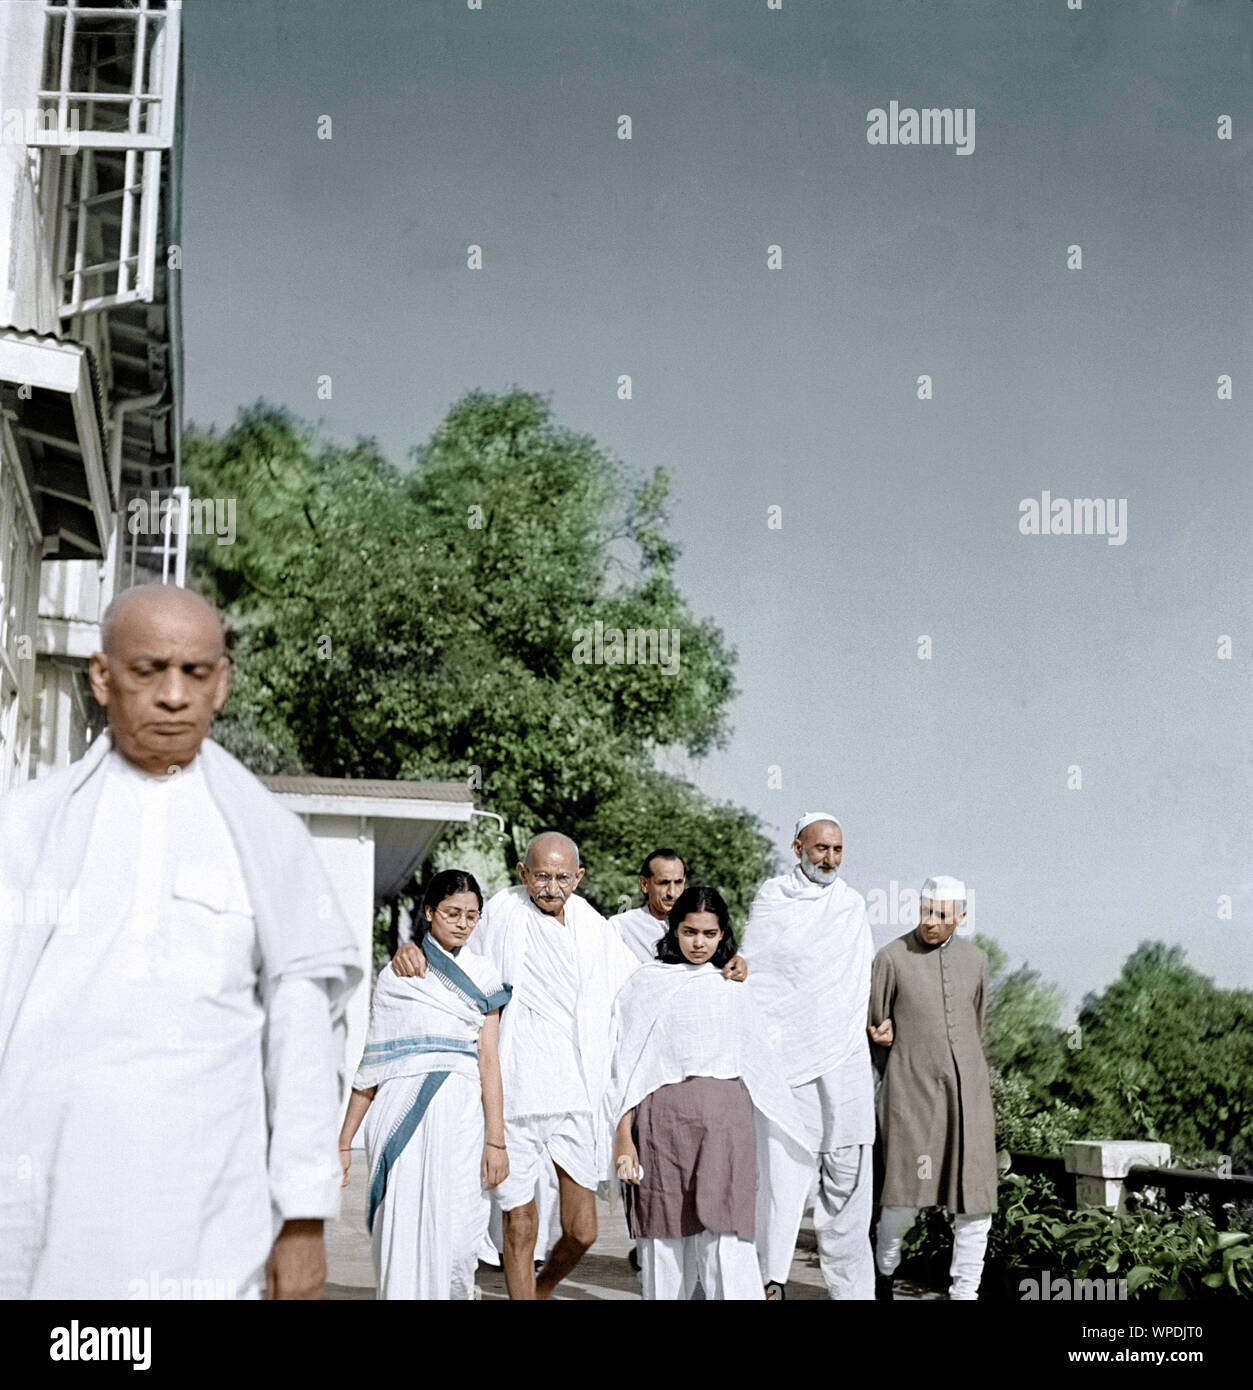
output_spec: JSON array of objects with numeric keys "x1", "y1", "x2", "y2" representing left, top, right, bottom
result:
[
  {"x1": 415, "y1": 869, "x2": 483, "y2": 945},
  {"x1": 639, "y1": 847, "x2": 687, "y2": 879},
  {"x1": 655, "y1": 885, "x2": 738, "y2": 968}
]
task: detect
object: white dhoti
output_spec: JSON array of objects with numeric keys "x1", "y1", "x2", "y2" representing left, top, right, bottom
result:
[
  {"x1": 639, "y1": 1233, "x2": 763, "y2": 1300},
  {"x1": 491, "y1": 1110, "x2": 600, "y2": 1212},
  {"x1": 365, "y1": 1072, "x2": 488, "y2": 1300}
]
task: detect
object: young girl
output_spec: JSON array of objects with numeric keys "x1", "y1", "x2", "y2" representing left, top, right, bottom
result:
[
  {"x1": 338, "y1": 869, "x2": 511, "y2": 1299},
  {"x1": 608, "y1": 885, "x2": 806, "y2": 1300}
]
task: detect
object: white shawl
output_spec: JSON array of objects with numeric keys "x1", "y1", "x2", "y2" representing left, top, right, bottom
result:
[
  {"x1": 0, "y1": 732, "x2": 362, "y2": 1066},
  {"x1": 353, "y1": 938, "x2": 509, "y2": 1091},
  {"x1": 740, "y1": 867, "x2": 872, "y2": 1087},
  {"x1": 604, "y1": 961, "x2": 807, "y2": 1151},
  {"x1": 608, "y1": 905, "x2": 668, "y2": 964},
  {"x1": 470, "y1": 884, "x2": 638, "y2": 1177}
]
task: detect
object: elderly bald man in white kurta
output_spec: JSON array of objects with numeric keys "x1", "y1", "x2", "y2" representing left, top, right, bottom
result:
[
  {"x1": 0, "y1": 585, "x2": 360, "y2": 1300},
  {"x1": 741, "y1": 813, "x2": 876, "y2": 1300}
]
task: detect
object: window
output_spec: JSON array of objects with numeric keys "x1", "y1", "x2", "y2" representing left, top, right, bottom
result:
[
  {"x1": 55, "y1": 145, "x2": 162, "y2": 315},
  {"x1": 33, "y1": 1, "x2": 182, "y2": 152},
  {"x1": 34, "y1": 1, "x2": 181, "y2": 317}
]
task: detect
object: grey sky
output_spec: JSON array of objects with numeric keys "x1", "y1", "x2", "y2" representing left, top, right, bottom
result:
[{"x1": 180, "y1": 0, "x2": 1252, "y2": 1011}]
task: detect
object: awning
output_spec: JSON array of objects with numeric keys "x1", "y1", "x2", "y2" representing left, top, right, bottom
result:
[
  {"x1": 261, "y1": 775, "x2": 478, "y2": 901},
  {"x1": 0, "y1": 330, "x2": 111, "y2": 557}
]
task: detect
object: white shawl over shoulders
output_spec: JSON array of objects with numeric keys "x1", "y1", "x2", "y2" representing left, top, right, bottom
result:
[
  {"x1": 470, "y1": 885, "x2": 638, "y2": 1177},
  {"x1": 605, "y1": 962, "x2": 807, "y2": 1151},
  {"x1": 740, "y1": 868, "x2": 872, "y2": 1087},
  {"x1": 0, "y1": 733, "x2": 362, "y2": 1064}
]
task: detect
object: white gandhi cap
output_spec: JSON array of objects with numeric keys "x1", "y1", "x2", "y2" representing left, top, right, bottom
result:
[
  {"x1": 921, "y1": 874, "x2": 966, "y2": 902},
  {"x1": 793, "y1": 812, "x2": 842, "y2": 840}
]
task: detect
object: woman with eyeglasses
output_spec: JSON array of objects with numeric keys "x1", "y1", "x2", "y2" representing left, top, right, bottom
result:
[{"x1": 337, "y1": 869, "x2": 511, "y2": 1299}]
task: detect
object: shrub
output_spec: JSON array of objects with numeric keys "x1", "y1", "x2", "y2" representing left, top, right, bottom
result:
[{"x1": 895, "y1": 1174, "x2": 1252, "y2": 1299}]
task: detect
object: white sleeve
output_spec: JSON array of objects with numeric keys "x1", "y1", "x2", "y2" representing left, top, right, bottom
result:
[{"x1": 262, "y1": 975, "x2": 344, "y2": 1223}]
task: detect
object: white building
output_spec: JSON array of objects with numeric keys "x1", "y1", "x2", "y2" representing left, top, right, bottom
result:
[
  {"x1": 0, "y1": 4, "x2": 485, "y2": 1088},
  {"x1": 261, "y1": 776, "x2": 482, "y2": 1126},
  {"x1": 0, "y1": 0, "x2": 183, "y2": 789}
]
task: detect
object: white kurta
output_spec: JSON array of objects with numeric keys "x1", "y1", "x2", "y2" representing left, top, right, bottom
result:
[
  {"x1": 0, "y1": 750, "x2": 340, "y2": 1300},
  {"x1": 607, "y1": 905, "x2": 667, "y2": 965}
]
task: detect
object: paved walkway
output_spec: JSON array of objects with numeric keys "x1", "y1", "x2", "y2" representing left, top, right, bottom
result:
[{"x1": 326, "y1": 1164, "x2": 939, "y2": 1300}]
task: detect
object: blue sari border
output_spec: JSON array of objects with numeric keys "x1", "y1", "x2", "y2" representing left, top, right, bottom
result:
[
  {"x1": 422, "y1": 937, "x2": 513, "y2": 1015},
  {"x1": 367, "y1": 1070, "x2": 450, "y2": 1234}
]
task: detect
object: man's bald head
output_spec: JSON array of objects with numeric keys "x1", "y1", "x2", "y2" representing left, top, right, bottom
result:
[
  {"x1": 518, "y1": 831, "x2": 585, "y2": 922},
  {"x1": 100, "y1": 583, "x2": 226, "y2": 660},
  {"x1": 89, "y1": 583, "x2": 231, "y2": 776},
  {"x1": 524, "y1": 831, "x2": 582, "y2": 870}
]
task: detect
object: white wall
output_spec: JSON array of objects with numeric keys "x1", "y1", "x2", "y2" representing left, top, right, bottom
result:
[
  {"x1": 0, "y1": 4, "x2": 60, "y2": 335},
  {"x1": 31, "y1": 657, "x2": 88, "y2": 778}
]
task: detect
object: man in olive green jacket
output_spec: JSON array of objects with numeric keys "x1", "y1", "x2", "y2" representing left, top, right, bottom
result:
[{"x1": 867, "y1": 876, "x2": 996, "y2": 1300}]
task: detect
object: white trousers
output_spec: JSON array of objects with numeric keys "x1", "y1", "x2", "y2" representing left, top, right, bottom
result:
[
  {"x1": 639, "y1": 1233, "x2": 763, "y2": 1300},
  {"x1": 874, "y1": 1204, "x2": 993, "y2": 1301},
  {"x1": 757, "y1": 1130, "x2": 875, "y2": 1298}
]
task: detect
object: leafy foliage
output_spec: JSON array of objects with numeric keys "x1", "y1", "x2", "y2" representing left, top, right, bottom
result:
[
  {"x1": 899, "y1": 1176, "x2": 1252, "y2": 1300},
  {"x1": 1058, "y1": 945, "x2": 1253, "y2": 1169},
  {"x1": 992, "y1": 1069, "x2": 1081, "y2": 1156},
  {"x1": 183, "y1": 393, "x2": 772, "y2": 894},
  {"x1": 971, "y1": 934, "x2": 1253, "y2": 1171}
]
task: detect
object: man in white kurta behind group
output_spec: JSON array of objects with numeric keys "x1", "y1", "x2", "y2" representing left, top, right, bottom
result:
[
  {"x1": 740, "y1": 812, "x2": 876, "y2": 1300},
  {"x1": 0, "y1": 585, "x2": 360, "y2": 1300},
  {"x1": 607, "y1": 848, "x2": 687, "y2": 964}
]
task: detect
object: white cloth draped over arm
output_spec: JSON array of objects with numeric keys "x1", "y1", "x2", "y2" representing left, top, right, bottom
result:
[{"x1": 262, "y1": 975, "x2": 344, "y2": 1223}]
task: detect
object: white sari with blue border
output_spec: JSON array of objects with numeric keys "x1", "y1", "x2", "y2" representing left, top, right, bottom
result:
[{"x1": 355, "y1": 937, "x2": 510, "y2": 1236}]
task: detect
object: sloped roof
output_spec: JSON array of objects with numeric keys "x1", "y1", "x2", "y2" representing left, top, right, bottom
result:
[{"x1": 262, "y1": 775, "x2": 473, "y2": 804}]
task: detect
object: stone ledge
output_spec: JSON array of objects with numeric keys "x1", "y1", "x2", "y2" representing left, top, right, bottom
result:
[{"x1": 1063, "y1": 1139, "x2": 1172, "y2": 1179}]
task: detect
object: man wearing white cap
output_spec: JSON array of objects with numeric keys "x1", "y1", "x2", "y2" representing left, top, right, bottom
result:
[
  {"x1": 740, "y1": 813, "x2": 876, "y2": 1299},
  {"x1": 867, "y1": 876, "x2": 997, "y2": 1301}
]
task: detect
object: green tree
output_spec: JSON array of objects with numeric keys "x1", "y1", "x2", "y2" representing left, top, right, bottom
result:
[
  {"x1": 183, "y1": 391, "x2": 769, "y2": 888},
  {"x1": 976, "y1": 933, "x2": 1080, "y2": 1154},
  {"x1": 1057, "y1": 943, "x2": 1253, "y2": 1167}
]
